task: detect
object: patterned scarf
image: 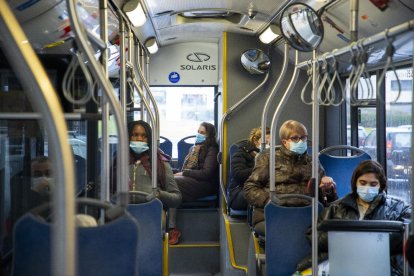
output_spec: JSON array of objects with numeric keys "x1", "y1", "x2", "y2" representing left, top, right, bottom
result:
[{"x1": 182, "y1": 145, "x2": 201, "y2": 170}]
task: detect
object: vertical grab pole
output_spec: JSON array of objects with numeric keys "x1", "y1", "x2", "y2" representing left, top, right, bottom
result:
[
  {"x1": 99, "y1": 0, "x2": 110, "y2": 203},
  {"x1": 67, "y1": 0, "x2": 129, "y2": 206},
  {"x1": 261, "y1": 43, "x2": 289, "y2": 151},
  {"x1": 350, "y1": 0, "x2": 359, "y2": 42},
  {"x1": 269, "y1": 50, "x2": 299, "y2": 195},
  {"x1": 133, "y1": 39, "x2": 161, "y2": 147},
  {"x1": 130, "y1": 41, "x2": 157, "y2": 191},
  {"x1": 311, "y1": 50, "x2": 320, "y2": 276},
  {"x1": 0, "y1": 2, "x2": 76, "y2": 275},
  {"x1": 118, "y1": 13, "x2": 127, "y2": 124},
  {"x1": 219, "y1": 73, "x2": 269, "y2": 206}
]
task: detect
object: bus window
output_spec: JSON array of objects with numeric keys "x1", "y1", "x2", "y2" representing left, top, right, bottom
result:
[
  {"x1": 147, "y1": 86, "x2": 216, "y2": 158},
  {"x1": 385, "y1": 68, "x2": 412, "y2": 203}
]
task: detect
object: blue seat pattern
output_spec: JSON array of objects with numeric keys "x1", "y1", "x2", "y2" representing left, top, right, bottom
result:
[
  {"x1": 264, "y1": 199, "x2": 323, "y2": 276},
  {"x1": 13, "y1": 213, "x2": 139, "y2": 276},
  {"x1": 319, "y1": 145, "x2": 371, "y2": 198},
  {"x1": 127, "y1": 198, "x2": 164, "y2": 276}
]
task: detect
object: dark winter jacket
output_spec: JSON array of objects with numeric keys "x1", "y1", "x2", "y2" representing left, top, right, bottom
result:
[
  {"x1": 227, "y1": 141, "x2": 258, "y2": 203},
  {"x1": 297, "y1": 192, "x2": 411, "y2": 274},
  {"x1": 244, "y1": 146, "x2": 337, "y2": 226},
  {"x1": 317, "y1": 192, "x2": 411, "y2": 252},
  {"x1": 182, "y1": 144, "x2": 219, "y2": 183}
]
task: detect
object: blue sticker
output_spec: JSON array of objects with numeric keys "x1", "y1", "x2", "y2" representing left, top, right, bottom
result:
[
  {"x1": 168, "y1": 72, "x2": 180, "y2": 83},
  {"x1": 15, "y1": 0, "x2": 40, "y2": 11}
]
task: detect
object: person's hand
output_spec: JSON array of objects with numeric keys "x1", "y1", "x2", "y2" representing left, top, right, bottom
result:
[
  {"x1": 174, "y1": 171, "x2": 183, "y2": 176},
  {"x1": 319, "y1": 176, "x2": 336, "y2": 193}
]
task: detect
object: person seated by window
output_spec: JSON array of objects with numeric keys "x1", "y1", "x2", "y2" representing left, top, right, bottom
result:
[
  {"x1": 168, "y1": 122, "x2": 219, "y2": 245},
  {"x1": 296, "y1": 160, "x2": 411, "y2": 275},
  {"x1": 10, "y1": 156, "x2": 53, "y2": 225},
  {"x1": 244, "y1": 120, "x2": 337, "y2": 236},
  {"x1": 228, "y1": 127, "x2": 270, "y2": 211},
  {"x1": 111, "y1": 120, "x2": 182, "y2": 209}
]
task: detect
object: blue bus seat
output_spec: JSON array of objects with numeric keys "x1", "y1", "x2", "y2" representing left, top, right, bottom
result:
[
  {"x1": 160, "y1": 136, "x2": 173, "y2": 157},
  {"x1": 177, "y1": 135, "x2": 196, "y2": 171},
  {"x1": 264, "y1": 194, "x2": 323, "y2": 276},
  {"x1": 127, "y1": 198, "x2": 164, "y2": 276},
  {"x1": 319, "y1": 145, "x2": 371, "y2": 198},
  {"x1": 13, "y1": 212, "x2": 139, "y2": 276}
]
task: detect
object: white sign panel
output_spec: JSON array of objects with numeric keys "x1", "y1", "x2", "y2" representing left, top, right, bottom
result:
[{"x1": 149, "y1": 43, "x2": 218, "y2": 85}]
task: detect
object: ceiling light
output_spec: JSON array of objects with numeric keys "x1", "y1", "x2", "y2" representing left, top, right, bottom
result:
[
  {"x1": 123, "y1": 0, "x2": 147, "y2": 27},
  {"x1": 259, "y1": 25, "x2": 279, "y2": 44},
  {"x1": 145, "y1": 37, "x2": 158, "y2": 54}
]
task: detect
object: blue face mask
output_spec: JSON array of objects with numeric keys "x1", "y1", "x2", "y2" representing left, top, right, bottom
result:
[
  {"x1": 130, "y1": 141, "x2": 149, "y2": 155},
  {"x1": 195, "y1": 133, "x2": 206, "y2": 144},
  {"x1": 289, "y1": 140, "x2": 307, "y2": 155},
  {"x1": 357, "y1": 185, "x2": 379, "y2": 202}
]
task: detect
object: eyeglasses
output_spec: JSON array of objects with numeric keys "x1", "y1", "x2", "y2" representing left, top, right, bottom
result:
[{"x1": 287, "y1": 135, "x2": 308, "y2": 143}]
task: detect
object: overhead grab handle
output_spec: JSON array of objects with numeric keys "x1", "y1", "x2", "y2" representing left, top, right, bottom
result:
[
  {"x1": 326, "y1": 53, "x2": 345, "y2": 106},
  {"x1": 62, "y1": 51, "x2": 94, "y2": 105},
  {"x1": 377, "y1": 29, "x2": 402, "y2": 104},
  {"x1": 300, "y1": 61, "x2": 313, "y2": 105}
]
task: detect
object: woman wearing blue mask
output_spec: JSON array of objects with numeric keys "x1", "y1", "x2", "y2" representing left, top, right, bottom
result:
[
  {"x1": 244, "y1": 120, "x2": 337, "y2": 236},
  {"x1": 168, "y1": 122, "x2": 219, "y2": 245},
  {"x1": 110, "y1": 120, "x2": 182, "y2": 209},
  {"x1": 296, "y1": 160, "x2": 411, "y2": 274}
]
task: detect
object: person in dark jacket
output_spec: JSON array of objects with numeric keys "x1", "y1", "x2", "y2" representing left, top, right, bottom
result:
[
  {"x1": 244, "y1": 120, "x2": 337, "y2": 235},
  {"x1": 297, "y1": 159, "x2": 411, "y2": 275},
  {"x1": 168, "y1": 122, "x2": 219, "y2": 245},
  {"x1": 228, "y1": 127, "x2": 270, "y2": 211}
]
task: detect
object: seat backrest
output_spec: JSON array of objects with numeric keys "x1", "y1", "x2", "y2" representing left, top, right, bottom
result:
[
  {"x1": 265, "y1": 198, "x2": 323, "y2": 276},
  {"x1": 319, "y1": 145, "x2": 371, "y2": 198},
  {"x1": 177, "y1": 135, "x2": 196, "y2": 170},
  {"x1": 159, "y1": 136, "x2": 173, "y2": 157},
  {"x1": 127, "y1": 198, "x2": 164, "y2": 276},
  {"x1": 13, "y1": 213, "x2": 139, "y2": 276}
]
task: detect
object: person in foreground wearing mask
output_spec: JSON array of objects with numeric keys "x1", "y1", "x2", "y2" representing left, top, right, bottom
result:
[
  {"x1": 296, "y1": 160, "x2": 411, "y2": 275},
  {"x1": 227, "y1": 126, "x2": 270, "y2": 211},
  {"x1": 244, "y1": 120, "x2": 337, "y2": 235},
  {"x1": 168, "y1": 122, "x2": 219, "y2": 245},
  {"x1": 30, "y1": 156, "x2": 54, "y2": 194},
  {"x1": 111, "y1": 120, "x2": 182, "y2": 209}
]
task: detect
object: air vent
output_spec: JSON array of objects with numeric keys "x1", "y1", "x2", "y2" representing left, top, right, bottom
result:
[
  {"x1": 239, "y1": 26, "x2": 254, "y2": 31},
  {"x1": 155, "y1": 10, "x2": 173, "y2": 17},
  {"x1": 181, "y1": 11, "x2": 235, "y2": 18},
  {"x1": 171, "y1": 9, "x2": 245, "y2": 25}
]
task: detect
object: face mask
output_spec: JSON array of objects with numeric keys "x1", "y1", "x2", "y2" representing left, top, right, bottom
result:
[
  {"x1": 265, "y1": 144, "x2": 270, "y2": 149},
  {"x1": 130, "y1": 141, "x2": 149, "y2": 155},
  {"x1": 31, "y1": 177, "x2": 54, "y2": 192},
  {"x1": 289, "y1": 140, "x2": 307, "y2": 155},
  {"x1": 195, "y1": 133, "x2": 206, "y2": 144},
  {"x1": 357, "y1": 185, "x2": 379, "y2": 202}
]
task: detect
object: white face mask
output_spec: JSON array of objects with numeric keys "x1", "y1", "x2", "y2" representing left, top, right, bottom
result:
[
  {"x1": 357, "y1": 185, "x2": 379, "y2": 202},
  {"x1": 31, "y1": 177, "x2": 54, "y2": 192}
]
